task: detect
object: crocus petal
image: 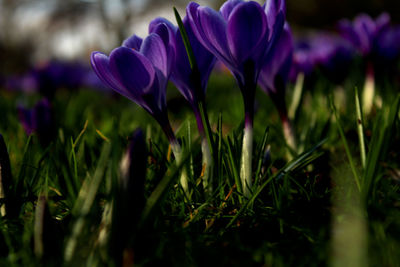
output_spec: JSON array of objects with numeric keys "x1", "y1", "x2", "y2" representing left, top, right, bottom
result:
[
  {"x1": 376, "y1": 12, "x2": 390, "y2": 32},
  {"x1": 354, "y1": 14, "x2": 376, "y2": 36},
  {"x1": 196, "y1": 6, "x2": 231, "y2": 63},
  {"x1": 259, "y1": 23, "x2": 293, "y2": 93},
  {"x1": 220, "y1": 0, "x2": 243, "y2": 20},
  {"x1": 109, "y1": 47, "x2": 155, "y2": 98},
  {"x1": 264, "y1": 0, "x2": 286, "y2": 35},
  {"x1": 91, "y1": 51, "x2": 133, "y2": 99},
  {"x1": 186, "y1": 2, "x2": 203, "y2": 43},
  {"x1": 122, "y1": 35, "x2": 143, "y2": 50},
  {"x1": 227, "y1": 2, "x2": 268, "y2": 64},
  {"x1": 152, "y1": 69, "x2": 167, "y2": 111},
  {"x1": 354, "y1": 15, "x2": 376, "y2": 54},
  {"x1": 376, "y1": 26, "x2": 400, "y2": 60},
  {"x1": 338, "y1": 19, "x2": 362, "y2": 50},
  {"x1": 148, "y1": 19, "x2": 176, "y2": 75},
  {"x1": 140, "y1": 33, "x2": 168, "y2": 78},
  {"x1": 263, "y1": 11, "x2": 284, "y2": 62},
  {"x1": 149, "y1": 18, "x2": 175, "y2": 48}
]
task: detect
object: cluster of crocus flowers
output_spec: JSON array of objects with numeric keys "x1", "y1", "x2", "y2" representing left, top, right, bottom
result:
[{"x1": 91, "y1": 0, "x2": 290, "y2": 198}]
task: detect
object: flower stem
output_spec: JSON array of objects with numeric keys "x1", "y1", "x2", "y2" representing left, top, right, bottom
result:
[
  {"x1": 282, "y1": 118, "x2": 296, "y2": 156},
  {"x1": 289, "y1": 72, "x2": 304, "y2": 120},
  {"x1": 201, "y1": 137, "x2": 213, "y2": 196},
  {"x1": 240, "y1": 119, "x2": 253, "y2": 198},
  {"x1": 362, "y1": 62, "x2": 375, "y2": 115},
  {"x1": 159, "y1": 116, "x2": 189, "y2": 196},
  {"x1": 169, "y1": 140, "x2": 189, "y2": 195},
  {"x1": 269, "y1": 84, "x2": 297, "y2": 156}
]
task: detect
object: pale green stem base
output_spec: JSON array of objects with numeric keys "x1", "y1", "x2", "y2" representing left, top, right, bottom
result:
[
  {"x1": 170, "y1": 141, "x2": 189, "y2": 196},
  {"x1": 289, "y1": 72, "x2": 304, "y2": 120},
  {"x1": 240, "y1": 126, "x2": 253, "y2": 198},
  {"x1": 201, "y1": 138, "x2": 213, "y2": 197},
  {"x1": 362, "y1": 73, "x2": 375, "y2": 115},
  {"x1": 282, "y1": 119, "x2": 297, "y2": 157}
]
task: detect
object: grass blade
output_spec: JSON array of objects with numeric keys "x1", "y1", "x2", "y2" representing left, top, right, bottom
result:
[{"x1": 330, "y1": 96, "x2": 361, "y2": 192}]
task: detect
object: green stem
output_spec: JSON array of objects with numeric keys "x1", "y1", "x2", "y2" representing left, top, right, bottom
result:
[
  {"x1": 362, "y1": 62, "x2": 375, "y2": 115},
  {"x1": 288, "y1": 72, "x2": 304, "y2": 120},
  {"x1": 170, "y1": 140, "x2": 189, "y2": 196},
  {"x1": 201, "y1": 137, "x2": 213, "y2": 197},
  {"x1": 240, "y1": 124, "x2": 253, "y2": 198},
  {"x1": 355, "y1": 87, "x2": 366, "y2": 169},
  {"x1": 282, "y1": 118, "x2": 296, "y2": 159}
]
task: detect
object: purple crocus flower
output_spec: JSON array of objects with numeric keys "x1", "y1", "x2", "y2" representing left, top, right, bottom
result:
[
  {"x1": 148, "y1": 17, "x2": 216, "y2": 131},
  {"x1": 187, "y1": 0, "x2": 285, "y2": 197},
  {"x1": 338, "y1": 13, "x2": 390, "y2": 57},
  {"x1": 4, "y1": 60, "x2": 104, "y2": 96},
  {"x1": 91, "y1": 27, "x2": 176, "y2": 142},
  {"x1": 373, "y1": 25, "x2": 400, "y2": 77},
  {"x1": 259, "y1": 23, "x2": 296, "y2": 149},
  {"x1": 31, "y1": 61, "x2": 89, "y2": 98},
  {"x1": 148, "y1": 16, "x2": 217, "y2": 194},
  {"x1": 338, "y1": 13, "x2": 391, "y2": 113},
  {"x1": 289, "y1": 32, "x2": 354, "y2": 83},
  {"x1": 17, "y1": 98, "x2": 55, "y2": 146},
  {"x1": 259, "y1": 23, "x2": 293, "y2": 115},
  {"x1": 187, "y1": 0, "x2": 284, "y2": 126},
  {"x1": 91, "y1": 26, "x2": 190, "y2": 194}
]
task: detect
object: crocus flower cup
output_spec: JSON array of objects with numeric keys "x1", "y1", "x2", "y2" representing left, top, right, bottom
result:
[
  {"x1": 91, "y1": 29, "x2": 176, "y2": 143},
  {"x1": 149, "y1": 16, "x2": 216, "y2": 194},
  {"x1": 91, "y1": 25, "x2": 189, "y2": 194}
]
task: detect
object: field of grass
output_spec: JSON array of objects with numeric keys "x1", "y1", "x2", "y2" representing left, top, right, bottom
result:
[{"x1": 0, "y1": 62, "x2": 400, "y2": 266}]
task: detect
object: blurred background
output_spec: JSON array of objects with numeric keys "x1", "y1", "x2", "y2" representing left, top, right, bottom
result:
[{"x1": 0, "y1": 0, "x2": 399, "y2": 74}]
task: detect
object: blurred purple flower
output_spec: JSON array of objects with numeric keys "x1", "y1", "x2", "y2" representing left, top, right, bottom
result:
[
  {"x1": 289, "y1": 32, "x2": 354, "y2": 83},
  {"x1": 4, "y1": 73, "x2": 38, "y2": 93},
  {"x1": 338, "y1": 13, "x2": 397, "y2": 114},
  {"x1": 259, "y1": 23, "x2": 297, "y2": 149},
  {"x1": 4, "y1": 60, "x2": 108, "y2": 96},
  {"x1": 259, "y1": 23, "x2": 293, "y2": 98},
  {"x1": 31, "y1": 61, "x2": 87, "y2": 97},
  {"x1": 17, "y1": 98, "x2": 55, "y2": 146},
  {"x1": 337, "y1": 13, "x2": 390, "y2": 57},
  {"x1": 374, "y1": 25, "x2": 400, "y2": 65},
  {"x1": 91, "y1": 25, "x2": 177, "y2": 142}
]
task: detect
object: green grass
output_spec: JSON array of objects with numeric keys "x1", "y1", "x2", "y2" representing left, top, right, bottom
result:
[{"x1": 0, "y1": 67, "x2": 400, "y2": 266}]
